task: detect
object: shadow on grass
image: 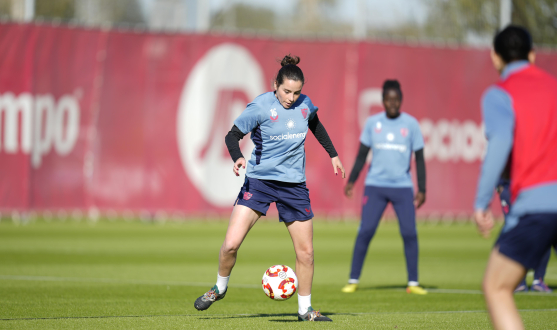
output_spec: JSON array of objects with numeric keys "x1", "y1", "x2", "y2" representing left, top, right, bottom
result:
[
  {"x1": 199, "y1": 313, "x2": 295, "y2": 320},
  {"x1": 200, "y1": 312, "x2": 348, "y2": 321},
  {"x1": 358, "y1": 284, "x2": 438, "y2": 291}
]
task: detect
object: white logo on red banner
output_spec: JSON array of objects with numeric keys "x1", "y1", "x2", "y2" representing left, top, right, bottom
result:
[
  {"x1": 0, "y1": 91, "x2": 81, "y2": 168},
  {"x1": 177, "y1": 43, "x2": 264, "y2": 207},
  {"x1": 358, "y1": 87, "x2": 486, "y2": 163}
]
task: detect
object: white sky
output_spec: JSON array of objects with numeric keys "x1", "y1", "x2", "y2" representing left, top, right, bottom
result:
[
  {"x1": 141, "y1": 0, "x2": 429, "y2": 29},
  {"x1": 210, "y1": 0, "x2": 428, "y2": 27}
]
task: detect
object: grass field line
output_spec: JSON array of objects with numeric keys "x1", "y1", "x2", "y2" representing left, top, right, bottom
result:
[
  {"x1": 2, "y1": 275, "x2": 557, "y2": 297},
  {"x1": 2, "y1": 308, "x2": 557, "y2": 322},
  {"x1": 0, "y1": 274, "x2": 260, "y2": 289},
  {"x1": 384, "y1": 288, "x2": 557, "y2": 296}
]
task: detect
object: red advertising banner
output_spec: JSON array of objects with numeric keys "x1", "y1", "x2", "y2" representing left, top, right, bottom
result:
[{"x1": 1, "y1": 23, "x2": 557, "y2": 219}]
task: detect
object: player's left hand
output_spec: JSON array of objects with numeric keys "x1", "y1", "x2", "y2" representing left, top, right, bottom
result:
[
  {"x1": 474, "y1": 209, "x2": 494, "y2": 238},
  {"x1": 414, "y1": 192, "x2": 426, "y2": 209},
  {"x1": 331, "y1": 156, "x2": 345, "y2": 178},
  {"x1": 233, "y1": 157, "x2": 246, "y2": 177}
]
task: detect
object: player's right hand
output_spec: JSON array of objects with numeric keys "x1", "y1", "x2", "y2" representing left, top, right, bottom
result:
[
  {"x1": 233, "y1": 157, "x2": 246, "y2": 177},
  {"x1": 344, "y1": 182, "x2": 354, "y2": 198},
  {"x1": 474, "y1": 209, "x2": 494, "y2": 238}
]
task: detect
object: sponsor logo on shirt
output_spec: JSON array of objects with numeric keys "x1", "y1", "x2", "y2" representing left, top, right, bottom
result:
[
  {"x1": 301, "y1": 108, "x2": 309, "y2": 119},
  {"x1": 269, "y1": 132, "x2": 307, "y2": 141},
  {"x1": 374, "y1": 143, "x2": 407, "y2": 153},
  {"x1": 270, "y1": 108, "x2": 279, "y2": 122},
  {"x1": 374, "y1": 121, "x2": 382, "y2": 133},
  {"x1": 285, "y1": 118, "x2": 296, "y2": 130},
  {"x1": 400, "y1": 128, "x2": 408, "y2": 137}
]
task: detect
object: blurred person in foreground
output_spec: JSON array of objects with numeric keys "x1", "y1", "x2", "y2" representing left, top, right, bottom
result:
[
  {"x1": 474, "y1": 25, "x2": 557, "y2": 330},
  {"x1": 341, "y1": 80, "x2": 427, "y2": 295}
]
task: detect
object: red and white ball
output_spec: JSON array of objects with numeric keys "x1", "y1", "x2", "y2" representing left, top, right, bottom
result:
[{"x1": 262, "y1": 265, "x2": 298, "y2": 301}]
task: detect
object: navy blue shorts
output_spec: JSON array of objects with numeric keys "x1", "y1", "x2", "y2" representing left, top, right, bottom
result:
[
  {"x1": 234, "y1": 176, "x2": 314, "y2": 223},
  {"x1": 496, "y1": 213, "x2": 557, "y2": 269}
]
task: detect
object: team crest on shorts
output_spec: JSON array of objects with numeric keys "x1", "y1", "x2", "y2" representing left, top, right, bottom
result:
[
  {"x1": 501, "y1": 200, "x2": 509, "y2": 214},
  {"x1": 400, "y1": 128, "x2": 409, "y2": 137},
  {"x1": 244, "y1": 192, "x2": 253, "y2": 200},
  {"x1": 301, "y1": 108, "x2": 309, "y2": 119},
  {"x1": 305, "y1": 207, "x2": 311, "y2": 214}
]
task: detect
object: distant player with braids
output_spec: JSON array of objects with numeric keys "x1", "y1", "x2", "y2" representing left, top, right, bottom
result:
[
  {"x1": 341, "y1": 80, "x2": 427, "y2": 295},
  {"x1": 194, "y1": 55, "x2": 345, "y2": 322}
]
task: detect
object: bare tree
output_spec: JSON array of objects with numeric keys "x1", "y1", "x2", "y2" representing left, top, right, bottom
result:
[
  {"x1": 36, "y1": 0, "x2": 74, "y2": 20},
  {"x1": 75, "y1": 0, "x2": 145, "y2": 25},
  {"x1": 211, "y1": 4, "x2": 276, "y2": 31},
  {"x1": 424, "y1": 0, "x2": 557, "y2": 46},
  {"x1": 293, "y1": 0, "x2": 345, "y2": 33}
]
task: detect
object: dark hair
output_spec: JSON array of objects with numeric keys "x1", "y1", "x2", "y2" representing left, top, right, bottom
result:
[
  {"x1": 275, "y1": 54, "x2": 305, "y2": 86},
  {"x1": 382, "y1": 79, "x2": 402, "y2": 100},
  {"x1": 494, "y1": 25, "x2": 532, "y2": 63}
]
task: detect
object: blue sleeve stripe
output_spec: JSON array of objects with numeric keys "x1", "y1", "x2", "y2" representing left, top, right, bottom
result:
[
  {"x1": 252, "y1": 125, "x2": 263, "y2": 165},
  {"x1": 474, "y1": 86, "x2": 515, "y2": 210}
]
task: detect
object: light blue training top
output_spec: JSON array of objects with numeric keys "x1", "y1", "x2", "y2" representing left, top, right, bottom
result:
[
  {"x1": 360, "y1": 112, "x2": 424, "y2": 188},
  {"x1": 234, "y1": 91, "x2": 318, "y2": 183},
  {"x1": 474, "y1": 60, "x2": 557, "y2": 232}
]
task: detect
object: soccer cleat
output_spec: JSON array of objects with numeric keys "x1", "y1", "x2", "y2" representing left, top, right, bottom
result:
[
  {"x1": 194, "y1": 285, "x2": 226, "y2": 311},
  {"x1": 514, "y1": 280, "x2": 528, "y2": 293},
  {"x1": 298, "y1": 307, "x2": 332, "y2": 322},
  {"x1": 341, "y1": 283, "x2": 358, "y2": 293},
  {"x1": 406, "y1": 286, "x2": 428, "y2": 295},
  {"x1": 531, "y1": 279, "x2": 552, "y2": 293}
]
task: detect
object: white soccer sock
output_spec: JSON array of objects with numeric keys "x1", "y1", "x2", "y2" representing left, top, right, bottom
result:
[
  {"x1": 348, "y1": 279, "x2": 359, "y2": 284},
  {"x1": 216, "y1": 273, "x2": 230, "y2": 293},
  {"x1": 533, "y1": 279, "x2": 540, "y2": 285},
  {"x1": 408, "y1": 281, "x2": 419, "y2": 287},
  {"x1": 298, "y1": 294, "x2": 311, "y2": 315}
]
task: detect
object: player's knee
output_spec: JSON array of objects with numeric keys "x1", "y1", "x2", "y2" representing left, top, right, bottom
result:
[
  {"x1": 482, "y1": 279, "x2": 502, "y2": 299},
  {"x1": 482, "y1": 275, "x2": 509, "y2": 296},
  {"x1": 296, "y1": 247, "x2": 314, "y2": 265},
  {"x1": 481, "y1": 278, "x2": 492, "y2": 295},
  {"x1": 401, "y1": 231, "x2": 417, "y2": 242},
  {"x1": 357, "y1": 229, "x2": 376, "y2": 242},
  {"x1": 221, "y1": 240, "x2": 241, "y2": 255}
]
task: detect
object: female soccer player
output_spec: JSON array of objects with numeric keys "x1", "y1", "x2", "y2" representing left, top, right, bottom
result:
[
  {"x1": 341, "y1": 80, "x2": 427, "y2": 294},
  {"x1": 194, "y1": 55, "x2": 345, "y2": 322}
]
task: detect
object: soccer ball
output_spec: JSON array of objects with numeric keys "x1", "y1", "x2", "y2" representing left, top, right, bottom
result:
[{"x1": 262, "y1": 265, "x2": 298, "y2": 301}]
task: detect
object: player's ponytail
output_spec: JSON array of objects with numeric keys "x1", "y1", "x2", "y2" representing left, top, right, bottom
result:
[{"x1": 275, "y1": 54, "x2": 305, "y2": 87}]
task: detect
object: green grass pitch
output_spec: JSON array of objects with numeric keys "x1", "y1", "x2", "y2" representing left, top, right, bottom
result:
[{"x1": 1, "y1": 218, "x2": 556, "y2": 329}]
